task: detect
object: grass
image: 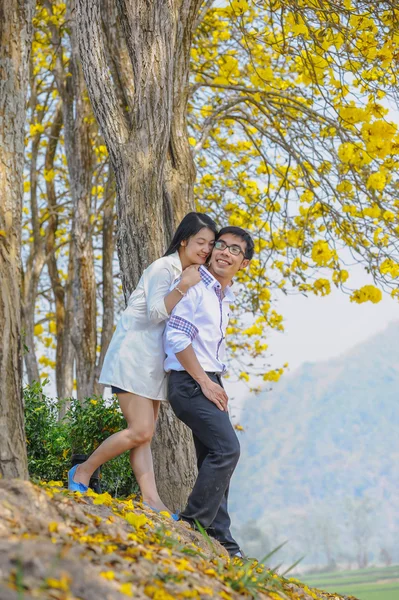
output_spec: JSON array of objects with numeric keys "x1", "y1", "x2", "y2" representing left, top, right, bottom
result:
[{"x1": 302, "y1": 564, "x2": 399, "y2": 600}]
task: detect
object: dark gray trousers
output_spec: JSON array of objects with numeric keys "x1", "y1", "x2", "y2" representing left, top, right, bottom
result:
[{"x1": 168, "y1": 370, "x2": 240, "y2": 556}]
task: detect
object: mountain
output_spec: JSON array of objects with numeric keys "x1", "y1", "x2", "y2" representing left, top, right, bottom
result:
[{"x1": 229, "y1": 321, "x2": 399, "y2": 566}]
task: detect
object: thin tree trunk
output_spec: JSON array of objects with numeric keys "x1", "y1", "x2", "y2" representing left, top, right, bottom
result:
[
  {"x1": 76, "y1": 0, "x2": 202, "y2": 509},
  {"x1": 43, "y1": 102, "x2": 74, "y2": 409},
  {"x1": 22, "y1": 118, "x2": 44, "y2": 385},
  {"x1": 67, "y1": 8, "x2": 97, "y2": 401},
  {"x1": 0, "y1": 0, "x2": 33, "y2": 479},
  {"x1": 57, "y1": 247, "x2": 75, "y2": 416},
  {"x1": 94, "y1": 175, "x2": 116, "y2": 395},
  {"x1": 46, "y1": 0, "x2": 97, "y2": 401}
]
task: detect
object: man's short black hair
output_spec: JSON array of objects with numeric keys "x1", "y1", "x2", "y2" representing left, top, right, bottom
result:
[{"x1": 217, "y1": 226, "x2": 254, "y2": 260}]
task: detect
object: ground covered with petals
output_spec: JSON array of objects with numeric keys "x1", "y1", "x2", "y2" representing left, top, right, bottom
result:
[{"x1": 0, "y1": 480, "x2": 357, "y2": 600}]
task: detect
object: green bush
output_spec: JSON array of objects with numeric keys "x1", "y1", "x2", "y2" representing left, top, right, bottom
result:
[
  {"x1": 24, "y1": 380, "x2": 71, "y2": 482},
  {"x1": 24, "y1": 381, "x2": 139, "y2": 497}
]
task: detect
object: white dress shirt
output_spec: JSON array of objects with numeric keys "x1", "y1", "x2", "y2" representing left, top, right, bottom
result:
[
  {"x1": 99, "y1": 252, "x2": 182, "y2": 400},
  {"x1": 164, "y1": 266, "x2": 236, "y2": 374}
]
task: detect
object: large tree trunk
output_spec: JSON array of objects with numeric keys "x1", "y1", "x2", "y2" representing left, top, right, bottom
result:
[
  {"x1": 67, "y1": 8, "x2": 97, "y2": 401},
  {"x1": 0, "y1": 0, "x2": 33, "y2": 479},
  {"x1": 76, "y1": 0, "x2": 202, "y2": 509},
  {"x1": 151, "y1": 402, "x2": 197, "y2": 512}
]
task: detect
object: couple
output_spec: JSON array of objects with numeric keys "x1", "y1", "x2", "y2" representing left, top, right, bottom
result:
[{"x1": 68, "y1": 212, "x2": 254, "y2": 557}]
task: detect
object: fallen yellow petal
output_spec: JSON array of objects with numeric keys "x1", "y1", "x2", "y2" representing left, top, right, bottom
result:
[
  {"x1": 48, "y1": 521, "x2": 58, "y2": 533},
  {"x1": 125, "y1": 512, "x2": 149, "y2": 529},
  {"x1": 100, "y1": 571, "x2": 115, "y2": 580},
  {"x1": 120, "y1": 582, "x2": 134, "y2": 596}
]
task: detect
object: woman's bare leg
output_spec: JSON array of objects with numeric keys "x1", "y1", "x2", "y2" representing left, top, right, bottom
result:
[
  {"x1": 73, "y1": 392, "x2": 156, "y2": 487},
  {"x1": 129, "y1": 401, "x2": 170, "y2": 512}
]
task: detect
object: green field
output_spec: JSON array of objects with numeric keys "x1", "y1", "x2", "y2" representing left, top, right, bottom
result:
[{"x1": 302, "y1": 565, "x2": 399, "y2": 600}]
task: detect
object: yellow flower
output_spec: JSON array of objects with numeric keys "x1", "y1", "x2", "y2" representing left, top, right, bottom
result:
[
  {"x1": 263, "y1": 369, "x2": 283, "y2": 382},
  {"x1": 159, "y1": 510, "x2": 173, "y2": 519},
  {"x1": 311, "y1": 241, "x2": 334, "y2": 267},
  {"x1": 350, "y1": 285, "x2": 382, "y2": 304},
  {"x1": 231, "y1": 0, "x2": 249, "y2": 13},
  {"x1": 30, "y1": 122, "x2": 45, "y2": 136},
  {"x1": 48, "y1": 521, "x2": 58, "y2": 533},
  {"x1": 34, "y1": 323, "x2": 44, "y2": 336},
  {"x1": 336, "y1": 180, "x2": 353, "y2": 194},
  {"x1": 313, "y1": 279, "x2": 331, "y2": 296},
  {"x1": 380, "y1": 259, "x2": 399, "y2": 278},
  {"x1": 383, "y1": 210, "x2": 395, "y2": 221},
  {"x1": 332, "y1": 270, "x2": 349, "y2": 284},
  {"x1": 93, "y1": 492, "x2": 114, "y2": 506},
  {"x1": 100, "y1": 571, "x2": 115, "y2": 580},
  {"x1": 125, "y1": 512, "x2": 149, "y2": 529},
  {"x1": 367, "y1": 172, "x2": 386, "y2": 191},
  {"x1": 43, "y1": 168, "x2": 55, "y2": 182},
  {"x1": 46, "y1": 575, "x2": 70, "y2": 591},
  {"x1": 144, "y1": 585, "x2": 175, "y2": 600},
  {"x1": 363, "y1": 204, "x2": 381, "y2": 219},
  {"x1": 120, "y1": 582, "x2": 134, "y2": 597}
]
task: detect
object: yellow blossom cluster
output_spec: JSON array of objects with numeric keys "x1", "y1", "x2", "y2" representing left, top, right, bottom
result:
[{"x1": 189, "y1": 1, "x2": 399, "y2": 388}]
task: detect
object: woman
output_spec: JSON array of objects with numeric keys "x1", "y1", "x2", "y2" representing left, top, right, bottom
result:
[{"x1": 68, "y1": 212, "x2": 217, "y2": 515}]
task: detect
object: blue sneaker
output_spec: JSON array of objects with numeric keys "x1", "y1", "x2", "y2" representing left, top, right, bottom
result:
[{"x1": 68, "y1": 464, "x2": 89, "y2": 493}]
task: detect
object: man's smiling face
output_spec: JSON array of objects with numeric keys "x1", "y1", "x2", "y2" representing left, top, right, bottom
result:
[{"x1": 209, "y1": 233, "x2": 250, "y2": 280}]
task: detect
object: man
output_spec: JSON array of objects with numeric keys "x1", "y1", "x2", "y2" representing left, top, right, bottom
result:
[{"x1": 164, "y1": 225, "x2": 254, "y2": 557}]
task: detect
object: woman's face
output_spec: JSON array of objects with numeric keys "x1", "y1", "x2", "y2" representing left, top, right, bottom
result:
[{"x1": 181, "y1": 227, "x2": 215, "y2": 265}]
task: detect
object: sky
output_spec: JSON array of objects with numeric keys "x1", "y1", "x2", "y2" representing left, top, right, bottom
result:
[
  {"x1": 262, "y1": 266, "x2": 398, "y2": 373},
  {"x1": 224, "y1": 260, "x2": 399, "y2": 415},
  {"x1": 225, "y1": 100, "x2": 399, "y2": 413}
]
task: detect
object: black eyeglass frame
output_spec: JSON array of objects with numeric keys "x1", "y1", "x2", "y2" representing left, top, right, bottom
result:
[{"x1": 214, "y1": 239, "x2": 246, "y2": 257}]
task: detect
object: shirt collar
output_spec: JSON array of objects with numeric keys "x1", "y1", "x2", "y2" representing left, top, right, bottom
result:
[
  {"x1": 169, "y1": 251, "x2": 183, "y2": 273},
  {"x1": 199, "y1": 266, "x2": 236, "y2": 301}
]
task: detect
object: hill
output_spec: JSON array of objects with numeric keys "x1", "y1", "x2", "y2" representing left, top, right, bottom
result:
[
  {"x1": 0, "y1": 479, "x2": 357, "y2": 600},
  {"x1": 230, "y1": 322, "x2": 399, "y2": 568}
]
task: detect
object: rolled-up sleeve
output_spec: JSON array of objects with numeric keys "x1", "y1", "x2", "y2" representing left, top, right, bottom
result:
[
  {"x1": 165, "y1": 288, "x2": 199, "y2": 354},
  {"x1": 143, "y1": 261, "x2": 173, "y2": 324}
]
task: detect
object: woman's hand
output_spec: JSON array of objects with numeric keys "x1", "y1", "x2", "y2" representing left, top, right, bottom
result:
[
  {"x1": 179, "y1": 265, "x2": 201, "y2": 290},
  {"x1": 200, "y1": 379, "x2": 228, "y2": 411}
]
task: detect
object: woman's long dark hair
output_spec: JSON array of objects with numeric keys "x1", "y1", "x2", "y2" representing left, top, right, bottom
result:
[{"x1": 164, "y1": 212, "x2": 217, "y2": 256}]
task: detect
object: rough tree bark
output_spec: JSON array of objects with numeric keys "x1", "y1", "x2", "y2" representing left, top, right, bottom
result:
[
  {"x1": 76, "y1": 0, "x2": 203, "y2": 509},
  {"x1": 0, "y1": 0, "x2": 34, "y2": 479}
]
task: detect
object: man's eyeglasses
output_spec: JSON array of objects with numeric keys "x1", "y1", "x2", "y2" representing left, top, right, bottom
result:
[{"x1": 214, "y1": 240, "x2": 245, "y2": 257}]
